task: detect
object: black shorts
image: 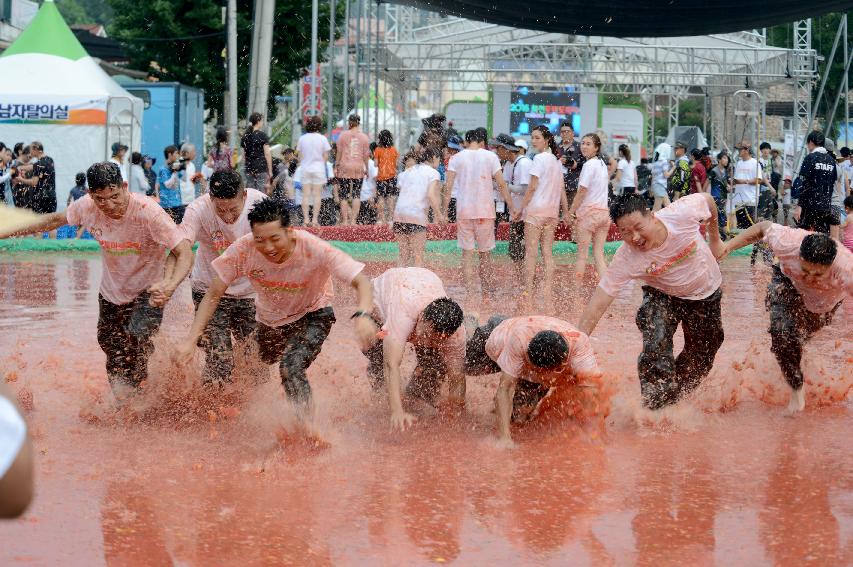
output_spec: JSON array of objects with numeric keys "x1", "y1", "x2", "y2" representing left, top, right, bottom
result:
[
  {"x1": 508, "y1": 221, "x2": 525, "y2": 263},
  {"x1": 393, "y1": 222, "x2": 427, "y2": 235},
  {"x1": 377, "y1": 177, "x2": 398, "y2": 198},
  {"x1": 338, "y1": 178, "x2": 363, "y2": 201},
  {"x1": 798, "y1": 207, "x2": 840, "y2": 234},
  {"x1": 30, "y1": 195, "x2": 57, "y2": 214}
]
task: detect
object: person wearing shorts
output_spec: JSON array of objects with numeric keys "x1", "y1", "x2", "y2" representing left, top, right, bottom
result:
[
  {"x1": 722, "y1": 222, "x2": 853, "y2": 413},
  {"x1": 179, "y1": 170, "x2": 266, "y2": 384},
  {"x1": 175, "y1": 197, "x2": 377, "y2": 425},
  {"x1": 362, "y1": 268, "x2": 465, "y2": 431},
  {"x1": 393, "y1": 148, "x2": 444, "y2": 267},
  {"x1": 578, "y1": 193, "x2": 726, "y2": 410},
  {"x1": 464, "y1": 315, "x2": 603, "y2": 446},
  {"x1": 445, "y1": 127, "x2": 514, "y2": 303},
  {"x1": 374, "y1": 130, "x2": 400, "y2": 224},
  {"x1": 568, "y1": 133, "x2": 612, "y2": 281},
  {"x1": 335, "y1": 114, "x2": 370, "y2": 226},
  {"x1": 0, "y1": 162, "x2": 194, "y2": 400}
]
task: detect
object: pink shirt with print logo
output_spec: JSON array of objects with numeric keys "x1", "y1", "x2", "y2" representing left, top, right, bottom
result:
[
  {"x1": 180, "y1": 188, "x2": 266, "y2": 298},
  {"x1": 523, "y1": 152, "x2": 563, "y2": 221},
  {"x1": 599, "y1": 193, "x2": 722, "y2": 300},
  {"x1": 212, "y1": 230, "x2": 365, "y2": 327},
  {"x1": 372, "y1": 267, "x2": 465, "y2": 363},
  {"x1": 66, "y1": 193, "x2": 184, "y2": 305},
  {"x1": 335, "y1": 129, "x2": 370, "y2": 179},
  {"x1": 485, "y1": 316, "x2": 600, "y2": 381},
  {"x1": 448, "y1": 148, "x2": 502, "y2": 220},
  {"x1": 764, "y1": 223, "x2": 853, "y2": 313}
]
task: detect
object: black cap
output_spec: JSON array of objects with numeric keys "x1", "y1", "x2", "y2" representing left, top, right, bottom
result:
[
  {"x1": 491, "y1": 133, "x2": 517, "y2": 150},
  {"x1": 111, "y1": 142, "x2": 128, "y2": 155},
  {"x1": 674, "y1": 141, "x2": 687, "y2": 150}
]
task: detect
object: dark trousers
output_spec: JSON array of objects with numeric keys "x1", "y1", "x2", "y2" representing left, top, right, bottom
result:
[
  {"x1": 191, "y1": 289, "x2": 256, "y2": 384},
  {"x1": 97, "y1": 292, "x2": 164, "y2": 391},
  {"x1": 364, "y1": 339, "x2": 447, "y2": 405},
  {"x1": 635, "y1": 287, "x2": 724, "y2": 409},
  {"x1": 508, "y1": 221, "x2": 525, "y2": 263},
  {"x1": 464, "y1": 315, "x2": 551, "y2": 419},
  {"x1": 163, "y1": 205, "x2": 186, "y2": 224},
  {"x1": 255, "y1": 307, "x2": 335, "y2": 405},
  {"x1": 767, "y1": 267, "x2": 840, "y2": 390}
]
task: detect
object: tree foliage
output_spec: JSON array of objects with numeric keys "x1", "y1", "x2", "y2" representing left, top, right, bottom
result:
[{"x1": 107, "y1": 0, "x2": 343, "y2": 119}]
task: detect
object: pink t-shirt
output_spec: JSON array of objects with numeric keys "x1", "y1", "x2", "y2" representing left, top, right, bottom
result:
[
  {"x1": 180, "y1": 189, "x2": 266, "y2": 298},
  {"x1": 212, "y1": 230, "x2": 365, "y2": 327},
  {"x1": 448, "y1": 148, "x2": 502, "y2": 220},
  {"x1": 66, "y1": 193, "x2": 184, "y2": 305},
  {"x1": 599, "y1": 193, "x2": 722, "y2": 300},
  {"x1": 577, "y1": 157, "x2": 609, "y2": 214},
  {"x1": 335, "y1": 128, "x2": 370, "y2": 179},
  {"x1": 372, "y1": 267, "x2": 465, "y2": 364},
  {"x1": 485, "y1": 316, "x2": 599, "y2": 381},
  {"x1": 764, "y1": 224, "x2": 853, "y2": 313},
  {"x1": 524, "y1": 152, "x2": 563, "y2": 220}
]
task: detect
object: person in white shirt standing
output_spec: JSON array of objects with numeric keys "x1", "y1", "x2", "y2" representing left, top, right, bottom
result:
[
  {"x1": 515, "y1": 125, "x2": 569, "y2": 312},
  {"x1": 393, "y1": 148, "x2": 444, "y2": 267},
  {"x1": 614, "y1": 144, "x2": 638, "y2": 196},
  {"x1": 444, "y1": 127, "x2": 515, "y2": 304},
  {"x1": 296, "y1": 115, "x2": 332, "y2": 227},
  {"x1": 128, "y1": 151, "x2": 151, "y2": 196},
  {"x1": 179, "y1": 143, "x2": 204, "y2": 207},
  {"x1": 495, "y1": 135, "x2": 532, "y2": 278},
  {"x1": 109, "y1": 142, "x2": 129, "y2": 183},
  {"x1": 731, "y1": 142, "x2": 762, "y2": 229},
  {"x1": 177, "y1": 170, "x2": 267, "y2": 384},
  {"x1": 568, "y1": 132, "x2": 612, "y2": 281}
]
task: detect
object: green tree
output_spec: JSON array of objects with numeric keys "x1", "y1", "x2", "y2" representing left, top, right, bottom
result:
[
  {"x1": 107, "y1": 0, "x2": 343, "y2": 120},
  {"x1": 53, "y1": 0, "x2": 92, "y2": 25}
]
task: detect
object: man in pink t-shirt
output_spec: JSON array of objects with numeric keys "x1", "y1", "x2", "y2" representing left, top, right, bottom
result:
[
  {"x1": 175, "y1": 198, "x2": 377, "y2": 419},
  {"x1": 444, "y1": 128, "x2": 515, "y2": 302},
  {"x1": 0, "y1": 162, "x2": 194, "y2": 398},
  {"x1": 334, "y1": 115, "x2": 370, "y2": 226},
  {"x1": 178, "y1": 170, "x2": 266, "y2": 384},
  {"x1": 363, "y1": 267, "x2": 465, "y2": 431},
  {"x1": 578, "y1": 193, "x2": 726, "y2": 410},
  {"x1": 722, "y1": 221, "x2": 853, "y2": 412},
  {"x1": 464, "y1": 315, "x2": 603, "y2": 445}
]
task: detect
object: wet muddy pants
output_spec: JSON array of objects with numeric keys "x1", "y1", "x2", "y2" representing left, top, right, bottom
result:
[
  {"x1": 635, "y1": 287, "x2": 724, "y2": 409},
  {"x1": 255, "y1": 307, "x2": 336, "y2": 406},
  {"x1": 364, "y1": 334, "x2": 448, "y2": 405},
  {"x1": 766, "y1": 267, "x2": 840, "y2": 390},
  {"x1": 97, "y1": 292, "x2": 163, "y2": 391},
  {"x1": 191, "y1": 289, "x2": 256, "y2": 384}
]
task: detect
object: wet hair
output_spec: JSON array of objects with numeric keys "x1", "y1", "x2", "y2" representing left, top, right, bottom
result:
[
  {"x1": 527, "y1": 331, "x2": 569, "y2": 369},
  {"x1": 415, "y1": 147, "x2": 441, "y2": 164},
  {"x1": 215, "y1": 126, "x2": 228, "y2": 145},
  {"x1": 465, "y1": 127, "x2": 487, "y2": 144},
  {"x1": 759, "y1": 142, "x2": 771, "y2": 151},
  {"x1": 806, "y1": 130, "x2": 825, "y2": 147},
  {"x1": 75, "y1": 172, "x2": 86, "y2": 186},
  {"x1": 377, "y1": 129, "x2": 394, "y2": 148},
  {"x1": 844, "y1": 194, "x2": 853, "y2": 210},
  {"x1": 691, "y1": 148, "x2": 703, "y2": 161},
  {"x1": 86, "y1": 162, "x2": 123, "y2": 191},
  {"x1": 247, "y1": 197, "x2": 292, "y2": 228},
  {"x1": 305, "y1": 115, "x2": 323, "y2": 133},
  {"x1": 163, "y1": 144, "x2": 179, "y2": 159},
  {"x1": 348, "y1": 114, "x2": 361, "y2": 127},
  {"x1": 209, "y1": 169, "x2": 243, "y2": 199},
  {"x1": 422, "y1": 298, "x2": 463, "y2": 336},
  {"x1": 799, "y1": 233, "x2": 837, "y2": 265},
  {"x1": 840, "y1": 147, "x2": 851, "y2": 158},
  {"x1": 610, "y1": 194, "x2": 649, "y2": 223},
  {"x1": 582, "y1": 133, "x2": 602, "y2": 158},
  {"x1": 30, "y1": 141, "x2": 44, "y2": 152},
  {"x1": 131, "y1": 151, "x2": 142, "y2": 165},
  {"x1": 369, "y1": 141, "x2": 378, "y2": 154},
  {"x1": 618, "y1": 143, "x2": 631, "y2": 161},
  {"x1": 533, "y1": 125, "x2": 559, "y2": 156}
]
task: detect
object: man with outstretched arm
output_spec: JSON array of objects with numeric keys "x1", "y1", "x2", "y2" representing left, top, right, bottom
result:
[
  {"x1": 577, "y1": 193, "x2": 726, "y2": 409},
  {"x1": 465, "y1": 315, "x2": 604, "y2": 446},
  {"x1": 175, "y1": 198, "x2": 377, "y2": 425},
  {"x1": 362, "y1": 267, "x2": 465, "y2": 431},
  {"x1": 720, "y1": 221, "x2": 853, "y2": 412},
  {"x1": 0, "y1": 162, "x2": 193, "y2": 400}
]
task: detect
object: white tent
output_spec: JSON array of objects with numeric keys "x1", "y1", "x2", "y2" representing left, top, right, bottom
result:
[{"x1": 0, "y1": 0, "x2": 143, "y2": 209}]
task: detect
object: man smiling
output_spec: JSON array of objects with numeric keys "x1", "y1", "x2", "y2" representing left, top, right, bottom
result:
[{"x1": 577, "y1": 193, "x2": 726, "y2": 409}]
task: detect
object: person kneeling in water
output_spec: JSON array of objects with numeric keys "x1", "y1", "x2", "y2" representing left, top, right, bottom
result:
[
  {"x1": 465, "y1": 315, "x2": 603, "y2": 446},
  {"x1": 721, "y1": 222, "x2": 853, "y2": 412},
  {"x1": 363, "y1": 267, "x2": 465, "y2": 431},
  {"x1": 577, "y1": 193, "x2": 726, "y2": 410}
]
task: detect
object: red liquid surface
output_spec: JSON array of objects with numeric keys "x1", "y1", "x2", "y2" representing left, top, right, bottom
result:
[{"x1": 0, "y1": 255, "x2": 851, "y2": 566}]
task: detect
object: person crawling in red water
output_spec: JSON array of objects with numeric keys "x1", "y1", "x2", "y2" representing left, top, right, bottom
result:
[
  {"x1": 721, "y1": 222, "x2": 853, "y2": 413},
  {"x1": 175, "y1": 197, "x2": 377, "y2": 427},
  {"x1": 464, "y1": 315, "x2": 604, "y2": 446}
]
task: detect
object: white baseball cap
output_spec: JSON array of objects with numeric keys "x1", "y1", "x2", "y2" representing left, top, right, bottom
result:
[{"x1": 514, "y1": 139, "x2": 529, "y2": 151}]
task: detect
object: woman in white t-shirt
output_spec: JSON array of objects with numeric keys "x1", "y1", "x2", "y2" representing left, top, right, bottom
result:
[
  {"x1": 614, "y1": 144, "x2": 638, "y2": 196},
  {"x1": 296, "y1": 116, "x2": 332, "y2": 226},
  {"x1": 393, "y1": 148, "x2": 444, "y2": 267},
  {"x1": 515, "y1": 125, "x2": 569, "y2": 311},
  {"x1": 568, "y1": 133, "x2": 611, "y2": 280}
]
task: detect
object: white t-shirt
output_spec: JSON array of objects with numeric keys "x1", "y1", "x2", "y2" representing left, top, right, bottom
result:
[
  {"x1": 577, "y1": 157, "x2": 609, "y2": 213},
  {"x1": 448, "y1": 148, "x2": 502, "y2": 220},
  {"x1": 0, "y1": 396, "x2": 26, "y2": 479},
  {"x1": 394, "y1": 164, "x2": 440, "y2": 226},
  {"x1": 180, "y1": 161, "x2": 197, "y2": 205},
  {"x1": 128, "y1": 164, "x2": 150, "y2": 195},
  {"x1": 109, "y1": 157, "x2": 127, "y2": 182},
  {"x1": 296, "y1": 132, "x2": 332, "y2": 175},
  {"x1": 733, "y1": 157, "x2": 760, "y2": 207},
  {"x1": 524, "y1": 152, "x2": 563, "y2": 220},
  {"x1": 617, "y1": 159, "x2": 637, "y2": 188},
  {"x1": 503, "y1": 155, "x2": 532, "y2": 211},
  {"x1": 360, "y1": 159, "x2": 378, "y2": 201}
]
